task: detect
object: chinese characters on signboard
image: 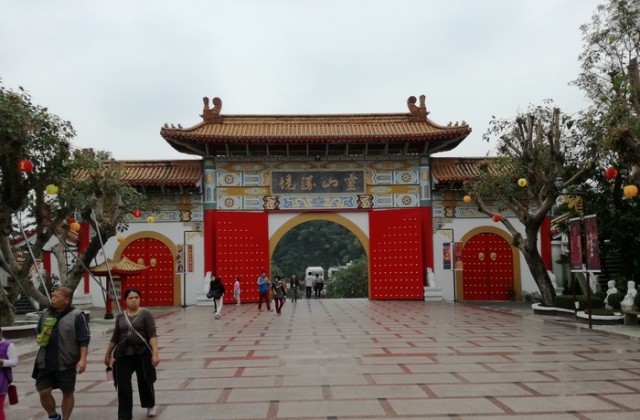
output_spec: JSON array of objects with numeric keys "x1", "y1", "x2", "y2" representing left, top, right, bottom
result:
[
  {"x1": 454, "y1": 242, "x2": 463, "y2": 271},
  {"x1": 569, "y1": 217, "x2": 583, "y2": 272},
  {"x1": 569, "y1": 215, "x2": 601, "y2": 273},
  {"x1": 272, "y1": 171, "x2": 365, "y2": 194},
  {"x1": 443, "y1": 243, "x2": 451, "y2": 269},
  {"x1": 583, "y1": 215, "x2": 601, "y2": 272}
]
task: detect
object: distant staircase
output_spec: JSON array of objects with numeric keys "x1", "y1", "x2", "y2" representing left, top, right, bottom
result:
[
  {"x1": 14, "y1": 292, "x2": 37, "y2": 315},
  {"x1": 597, "y1": 251, "x2": 625, "y2": 291}
]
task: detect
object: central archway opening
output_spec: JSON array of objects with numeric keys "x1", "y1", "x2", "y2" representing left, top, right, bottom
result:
[{"x1": 271, "y1": 219, "x2": 368, "y2": 298}]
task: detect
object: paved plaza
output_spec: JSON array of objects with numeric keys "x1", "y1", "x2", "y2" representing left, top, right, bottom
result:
[{"x1": 5, "y1": 299, "x2": 640, "y2": 419}]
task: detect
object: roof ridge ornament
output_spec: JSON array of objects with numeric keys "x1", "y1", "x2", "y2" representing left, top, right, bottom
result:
[
  {"x1": 201, "y1": 97, "x2": 223, "y2": 123},
  {"x1": 407, "y1": 95, "x2": 428, "y2": 121}
]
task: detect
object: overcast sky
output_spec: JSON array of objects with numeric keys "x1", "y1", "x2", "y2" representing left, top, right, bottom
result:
[{"x1": 1, "y1": 0, "x2": 602, "y2": 161}]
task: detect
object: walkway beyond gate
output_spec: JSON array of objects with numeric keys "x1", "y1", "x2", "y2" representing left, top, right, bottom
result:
[{"x1": 7, "y1": 299, "x2": 640, "y2": 419}]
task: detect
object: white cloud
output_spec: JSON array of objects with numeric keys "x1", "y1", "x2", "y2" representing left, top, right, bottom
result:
[{"x1": 0, "y1": 0, "x2": 601, "y2": 160}]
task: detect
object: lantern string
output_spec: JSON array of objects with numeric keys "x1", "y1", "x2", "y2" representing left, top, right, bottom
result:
[
  {"x1": 91, "y1": 209, "x2": 122, "y2": 315},
  {"x1": 17, "y1": 211, "x2": 52, "y2": 303}
]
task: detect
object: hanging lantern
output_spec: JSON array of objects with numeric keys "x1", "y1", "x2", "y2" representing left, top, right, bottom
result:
[
  {"x1": 132, "y1": 209, "x2": 142, "y2": 218},
  {"x1": 18, "y1": 159, "x2": 33, "y2": 172},
  {"x1": 517, "y1": 178, "x2": 528, "y2": 187},
  {"x1": 117, "y1": 236, "x2": 125, "y2": 243},
  {"x1": 69, "y1": 221, "x2": 81, "y2": 232},
  {"x1": 604, "y1": 166, "x2": 618, "y2": 180},
  {"x1": 147, "y1": 216, "x2": 155, "y2": 223},
  {"x1": 45, "y1": 184, "x2": 59, "y2": 195},
  {"x1": 491, "y1": 214, "x2": 502, "y2": 222},
  {"x1": 463, "y1": 195, "x2": 472, "y2": 204},
  {"x1": 623, "y1": 184, "x2": 639, "y2": 198}
]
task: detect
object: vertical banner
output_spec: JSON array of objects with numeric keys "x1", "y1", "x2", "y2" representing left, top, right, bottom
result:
[
  {"x1": 186, "y1": 244, "x2": 194, "y2": 273},
  {"x1": 583, "y1": 215, "x2": 601, "y2": 272},
  {"x1": 176, "y1": 245, "x2": 184, "y2": 274},
  {"x1": 569, "y1": 217, "x2": 583, "y2": 272},
  {"x1": 443, "y1": 242, "x2": 452, "y2": 269},
  {"x1": 454, "y1": 241, "x2": 464, "y2": 271}
]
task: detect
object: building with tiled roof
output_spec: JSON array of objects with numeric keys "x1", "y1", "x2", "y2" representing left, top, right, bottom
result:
[{"x1": 50, "y1": 95, "x2": 550, "y2": 311}]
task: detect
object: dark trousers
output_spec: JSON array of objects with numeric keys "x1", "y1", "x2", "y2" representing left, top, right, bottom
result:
[
  {"x1": 306, "y1": 286, "x2": 312, "y2": 299},
  {"x1": 258, "y1": 290, "x2": 271, "y2": 310},
  {"x1": 290, "y1": 287, "x2": 298, "y2": 302},
  {"x1": 115, "y1": 353, "x2": 155, "y2": 420},
  {"x1": 275, "y1": 297, "x2": 284, "y2": 314}
]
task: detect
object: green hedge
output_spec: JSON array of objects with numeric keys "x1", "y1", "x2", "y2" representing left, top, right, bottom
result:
[{"x1": 555, "y1": 295, "x2": 604, "y2": 310}]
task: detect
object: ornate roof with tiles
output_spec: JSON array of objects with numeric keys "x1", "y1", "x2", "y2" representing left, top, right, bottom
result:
[
  {"x1": 431, "y1": 157, "x2": 492, "y2": 186},
  {"x1": 160, "y1": 95, "x2": 471, "y2": 158},
  {"x1": 75, "y1": 160, "x2": 201, "y2": 188}
]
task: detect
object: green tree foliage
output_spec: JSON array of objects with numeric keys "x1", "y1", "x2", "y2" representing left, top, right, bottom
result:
[
  {"x1": 325, "y1": 259, "x2": 368, "y2": 298},
  {"x1": 574, "y1": 0, "x2": 640, "y2": 168},
  {"x1": 571, "y1": 0, "x2": 640, "y2": 280},
  {"x1": 470, "y1": 105, "x2": 595, "y2": 306},
  {"x1": 0, "y1": 81, "x2": 145, "y2": 324},
  {"x1": 271, "y1": 220, "x2": 365, "y2": 281}
]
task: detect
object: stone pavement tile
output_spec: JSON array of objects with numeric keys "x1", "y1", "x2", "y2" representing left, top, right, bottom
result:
[
  {"x1": 496, "y1": 395, "x2": 621, "y2": 413},
  {"x1": 483, "y1": 361, "x2": 576, "y2": 372},
  {"x1": 427, "y1": 382, "x2": 534, "y2": 398},
  {"x1": 370, "y1": 372, "x2": 461, "y2": 385},
  {"x1": 603, "y1": 393, "x2": 640, "y2": 410},
  {"x1": 405, "y1": 362, "x2": 490, "y2": 373},
  {"x1": 521, "y1": 379, "x2": 635, "y2": 395},
  {"x1": 277, "y1": 400, "x2": 387, "y2": 418},
  {"x1": 458, "y1": 371, "x2": 554, "y2": 383},
  {"x1": 460, "y1": 415, "x2": 585, "y2": 420},
  {"x1": 329, "y1": 384, "x2": 428, "y2": 399},
  {"x1": 388, "y1": 396, "x2": 505, "y2": 416},
  {"x1": 227, "y1": 386, "x2": 323, "y2": 402}
]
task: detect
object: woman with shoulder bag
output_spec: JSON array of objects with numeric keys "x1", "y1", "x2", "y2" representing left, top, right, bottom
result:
[
  {"x1": 0, "y1": 327, "x2": 18, "y2": 420},
  {"x1": 104, "y1": 288, "x2": 160, "y2": 419}
]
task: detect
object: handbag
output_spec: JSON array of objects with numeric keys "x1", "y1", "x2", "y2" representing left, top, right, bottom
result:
[{"x1": 8, "y1": 384, "x2": 18, "y2": 405}]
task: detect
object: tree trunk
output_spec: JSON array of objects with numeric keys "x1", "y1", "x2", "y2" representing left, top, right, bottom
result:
[{"x1": 522, "y1": 224, "x2": 556, "y2": 306}]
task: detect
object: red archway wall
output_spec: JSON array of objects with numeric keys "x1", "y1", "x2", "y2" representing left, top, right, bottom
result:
[
  {"x1": 369, "y1": 208, "x2": 424, "y2": 300},
  {"x1": 214, "y1": 211, "x2": 269, "y2": 303}
]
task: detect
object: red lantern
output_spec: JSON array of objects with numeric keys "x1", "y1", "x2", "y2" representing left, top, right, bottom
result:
[
  {"x1": 491, "y1": 214, "x2": 502, "y2": 222},
  {"x1": 604, "y1": 166, "x2": 618, "y2": 180},
  {"x1": 69, "y1": 217, "x2": 76, "y2": 224},
  {"x1": 132, "y1": 209, "x2": 142, "y2": 218},
  {"x1": 18, "y1": 159, "x2": 33, "y2": 172}
]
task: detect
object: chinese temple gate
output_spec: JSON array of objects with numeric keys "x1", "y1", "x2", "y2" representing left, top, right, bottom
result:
[{"x1": 160, "y1": 95, "x2": 471, "y2": 301}]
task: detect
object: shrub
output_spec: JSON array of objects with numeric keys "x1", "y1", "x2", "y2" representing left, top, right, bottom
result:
[
  {"x1": 607, "y1": 292, "x2": 625, "y2": 310},
  {"x1": 555, "y1": 295, "x2": 604, "y2": 310},
  {"x1": 585, "y1": 308, "x2": 619, "y2": 316}
]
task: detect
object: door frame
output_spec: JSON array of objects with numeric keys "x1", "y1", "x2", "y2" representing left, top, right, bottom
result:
[
  {"x1": 114, "y1": 231, "x2": 180, "y2": 306},
  {"x1": 455, "y1": 226, "x2": 523, "y2": 302}
]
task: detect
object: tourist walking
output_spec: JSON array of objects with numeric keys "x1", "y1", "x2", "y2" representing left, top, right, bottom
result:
[
  {"x1": 305, "y1": 272, "x2": 314, "y2": 299},
  {"x1": 257, "y1": 271, "x2": 272, "y2": 311},
  {"x1": 314, "y1": 273, "x2": 324, "y2": 298},
  {"x1": 209, "y1": 276, "x2": 226, "y2": 319},
  {"x1": 0, "y1": 327, "x2": 18, "y2": 420},
  {"x1": 289, "y1": 273, "x2": 300, "y2": 303},
  {"x1": 234, "y1": 276, "x2": 241, "y2": 305},
  {"x1": 104, "y1": 287, "x2": 160, "y2": 420},
  {"x1": 272, "y1": 276, "x2": 287, "y2": 315},
  {"x1": 33, "y1": 286, "x2": 90, "y2": 420}
]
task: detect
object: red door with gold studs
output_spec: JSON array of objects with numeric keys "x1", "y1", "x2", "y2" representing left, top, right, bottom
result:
[
  {"x1": 462, "y1": 233, "x2": 514, "y2": 301},
  {"x1": 121, "y1": 238, "x2": 174, "y2": 307}
]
